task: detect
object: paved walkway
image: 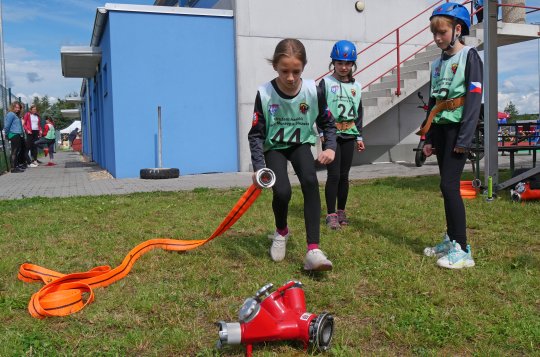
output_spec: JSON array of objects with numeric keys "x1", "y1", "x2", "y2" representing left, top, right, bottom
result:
[{"x1": 0, "y1": 150, "x2": 534, "y2": 200}]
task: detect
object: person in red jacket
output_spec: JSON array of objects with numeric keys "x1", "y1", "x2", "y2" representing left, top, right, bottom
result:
[{"x1": 22, "y1": 105, "x2": 42, "y2": 166}]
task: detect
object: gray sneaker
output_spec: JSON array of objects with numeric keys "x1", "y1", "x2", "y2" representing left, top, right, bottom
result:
[
  {"x1": 325, "y1": 213, "x2": 341, "y2": 230},
  {"x1": 423, "y1": 233, "x2": 452, "y2": 258},
  {"x1": 268, "y1": 231, "x2": 289, "y2": 262},
  {"x1": 304, "y1": 249, "x2": 333, "y2": 271}
]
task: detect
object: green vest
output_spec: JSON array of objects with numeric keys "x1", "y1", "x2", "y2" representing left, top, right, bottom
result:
[
  {"x1": 430, "y1": 46, "x2": 470, "y2": 124},
  {"x1": 45, "y1": 124, "x2": 55, "y2": 139},
  {"x1": 259, "y1": 79, "x2": 319, "y2": 151},
  {"x1": 324, "y1": 76, "x2": 362, "y2": 136}
]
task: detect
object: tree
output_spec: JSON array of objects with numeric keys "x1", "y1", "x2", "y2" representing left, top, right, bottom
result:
[
  {"x1": 27, "y1": 93, "x2": 80, "y2": 130},
  {"x1": 504, "y1": 101, "x2": 519, "y2": 118}
]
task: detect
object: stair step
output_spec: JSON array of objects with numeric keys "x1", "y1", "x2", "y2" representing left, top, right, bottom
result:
[
  {"x1": 362, "y1": 88, "x2": 393, "y2": 99},
  {"x1": 381, "y1": 71, "x2": 417, "y2": 83},
  {"x1": 413, "y1": 49, "x2": 441, "y2": 59},
  {"x1": 398, "y1": 62, "x2": 430, "y2": 74},
  {"x1": 426, "y1": 43, "x2": 439, "y2": 52},
  {"x1": 362, "y1": 97, "x2": 378, "y2": 107},
  {"x1": 404, "y1": 53, "x2": 440, "y2": 66},
  {"x1": 369, "y1": 79, "x2": 404, "y2": 91}
]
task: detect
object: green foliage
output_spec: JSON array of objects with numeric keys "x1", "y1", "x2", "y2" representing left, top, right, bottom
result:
[
  {"x1": 0, "y1": 178, "x2": 539, "y2": 356},
  {"x1": 27, "y1": 92, "x2": 79, "y2": 130},
  {"x1": 504, "y1": 101, "x2": 519, "y2": 118}
]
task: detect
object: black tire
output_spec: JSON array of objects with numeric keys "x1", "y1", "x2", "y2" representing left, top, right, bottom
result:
[
  {"x1": 140, "y1": 168, "x2": 180, "y2": 179},
  {"x1": 415, "y1": 141, "x2": 427, "y2": 167}
]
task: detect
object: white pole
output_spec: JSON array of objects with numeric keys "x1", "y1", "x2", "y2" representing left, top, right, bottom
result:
[{"x1": 0, "y1": 0, "x2": 8, "y2": 110}]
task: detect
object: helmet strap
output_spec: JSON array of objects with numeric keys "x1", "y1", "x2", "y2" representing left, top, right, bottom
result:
[{"x1": 444, "y1": 20, "x2": 459, "y2": 52}]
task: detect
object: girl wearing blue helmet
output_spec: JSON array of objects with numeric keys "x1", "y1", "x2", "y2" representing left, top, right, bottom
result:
[
  {"x1": 420, "y1": 3, "x2": 483, "y2": 269},
  {"x1": 319, "y1": 40, "x2": 365, "y2": 230}
]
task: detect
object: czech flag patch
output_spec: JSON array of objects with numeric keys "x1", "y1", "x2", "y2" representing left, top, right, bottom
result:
[{"x1": 469, "y1": 82, "x2": 482, "y2": 93}]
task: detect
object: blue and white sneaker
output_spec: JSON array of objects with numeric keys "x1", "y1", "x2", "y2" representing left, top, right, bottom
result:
[
  {"x1": 436, "y1": 242, "x2": 475, "y2": 269},
  {"x1": 423, "y1": 233, "x2": 452, "y2": 258}
]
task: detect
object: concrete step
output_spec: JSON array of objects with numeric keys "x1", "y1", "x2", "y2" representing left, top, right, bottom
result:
[
  {"x1": 403, "y1": 53, "x2": 440, "y2": 66},
  {"x1": 362, "y1": 97, "x2": 378, "y2": 107},
  {"x1": 381, "y1": 71, "x2": 417, "y2": 83},
  {"x1": 398, "y1": 62, "x2": 430, "y2": 74},
  {"x1": 369, "y1": 79, "x2": 404, "y2": 91},
  {"x1": 413, "y1": 48, "x2": 440, "y2": 59},
  {"x1": 362, "y1": 88, "x2": 393, "y2": 99}
]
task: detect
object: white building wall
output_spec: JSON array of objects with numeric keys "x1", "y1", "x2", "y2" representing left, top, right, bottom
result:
[{"x1": 233, "y1": 0, "x2": 439, "y2": 171}]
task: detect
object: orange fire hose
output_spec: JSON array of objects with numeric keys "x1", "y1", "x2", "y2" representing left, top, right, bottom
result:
[{"x1": 18, "y1": 183, "x2": 263, "y2": 319}]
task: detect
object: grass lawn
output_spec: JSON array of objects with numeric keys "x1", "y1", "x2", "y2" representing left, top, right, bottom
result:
[{"x1": 0, "y1": 174, "x2": 539, "y2": 356}]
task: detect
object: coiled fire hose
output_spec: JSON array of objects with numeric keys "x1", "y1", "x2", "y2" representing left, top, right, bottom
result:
[{"x1": 17, "y1": 169, "x2": 276, "y2": 319}]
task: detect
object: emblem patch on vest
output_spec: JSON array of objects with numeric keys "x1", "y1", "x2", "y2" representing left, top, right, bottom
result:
[
  {"x1": 299, "y1": 103, "x2": 310, "y2": 114},
  {"x1": 268, "y1": 104, "x2": 279, "y2": 115},
  {"x1": 351, "y1": 89, "x2": 356, "y2": 97},
  {"x1": 451, "y1": 63, "x2": 458, "y2": 74},
  {"x1": 331, "y1": 85, "x2": 339, "y2": 94}
]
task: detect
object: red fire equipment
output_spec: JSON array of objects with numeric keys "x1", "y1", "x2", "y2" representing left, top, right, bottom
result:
[
  {"x1": 511, "y1": 182, "x2": 540, "y2": 202},
  {"x1": 216, "y1": 281, "x2": 334, "y2": 356}
]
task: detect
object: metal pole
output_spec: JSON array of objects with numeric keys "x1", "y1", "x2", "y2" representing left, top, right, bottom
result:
[
  {"x1": 483, "y1": 0, "x2": 499, "y2": 190},
  {"x1": 157, "y1": 106, "x2": 162, "y2": 168}
]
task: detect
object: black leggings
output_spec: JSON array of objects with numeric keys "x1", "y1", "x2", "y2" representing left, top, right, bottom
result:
[
  {"x1": 264, "y1": 144, "x2": 321, "y2": 244},
  {"x1": 26, "y1": 130, "x2": 39, "y2": 162},
  {"x1": 325, "y1": 137, "x2": 355, "y2": 214},
  {"x1": 9, "y1": 134, "x2": 22, "y2": 169},
  {"x1": 432, "y1": 123, "x2": 468, "y2": 248}
]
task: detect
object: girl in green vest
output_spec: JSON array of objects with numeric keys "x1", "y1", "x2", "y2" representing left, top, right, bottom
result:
[
  {"x1": 248, "y1": 38, "x2": 337, "y2": 271},
  {"x1": 34, "y1": 117, "x2": 57, "y2": 166},
  {"x1": 319, "y1": 40, "x2": 365, "y2": 230},
  {"x1": 421, "y1": 3, "x2": 483, "y2": 269}
]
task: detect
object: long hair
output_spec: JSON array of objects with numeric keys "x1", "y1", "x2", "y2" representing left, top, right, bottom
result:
[
  {"x1": 268, "y1": 38, "x2": 308, "y2": 68},
  {"x1": 10, "y1": 101, "x2": 22, "y2": 112}
]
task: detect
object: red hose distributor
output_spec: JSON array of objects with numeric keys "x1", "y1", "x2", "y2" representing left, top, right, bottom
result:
[{"x1": 216, "y1": 281, "x2": 334, "y2": 356}]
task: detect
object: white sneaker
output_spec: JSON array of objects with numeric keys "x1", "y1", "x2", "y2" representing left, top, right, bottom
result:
[
  {"x1": 436, "y1": 242, "x2": 475, "y2": 269},
  {"x1": 423, "y1": 233, "x2": 452, "y2": 258},
  {"x1": 28, "y1": 163, "x2": 38, "y2": 168},
  {"x1": 268, "y1": 231, "x2": 289, "y2": 262},
  {"x1": 304, "y1": 249, "x2": 333, "y2": 271}
]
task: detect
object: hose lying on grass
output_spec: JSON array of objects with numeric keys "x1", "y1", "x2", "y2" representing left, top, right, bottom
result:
[{"x1": 18, "y1": 170, "x2": 275, "y2": 319}]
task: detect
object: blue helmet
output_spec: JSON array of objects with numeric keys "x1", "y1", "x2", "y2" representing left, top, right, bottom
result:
[
  {"x1": 430, "y1": 2, "x2": 470, "y2": 36},
  {"x1": 330, "y1": 40, "x2": 357, "y2": 61}
]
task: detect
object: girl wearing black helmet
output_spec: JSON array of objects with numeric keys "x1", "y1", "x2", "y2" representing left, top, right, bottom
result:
[
  {"x1": 319, "y1": 40, "x2": 365, "y2": 230},
  {"x1": 420, "y1": 3, "x2": 483, "y2": 269}
]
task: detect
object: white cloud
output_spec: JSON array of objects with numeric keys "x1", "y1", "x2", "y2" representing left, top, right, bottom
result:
[{"x1": 5, "y1": 45, "x2": 82, "y2": 103}]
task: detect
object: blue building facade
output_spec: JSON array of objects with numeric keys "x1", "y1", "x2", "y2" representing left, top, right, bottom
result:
[{"x1": 75, "y1": 5, "x2": 237, "y2": 178}]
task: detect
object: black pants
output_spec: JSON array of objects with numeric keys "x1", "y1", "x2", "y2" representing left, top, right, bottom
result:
[
  {"x1": 9, "y1": 134, "x2": 22, "y2": 170},
  {"x1": 432, "y1": 123, "x2": 468, "y2": 248},
  {"x1": 325, "y1": 137, "x2": 355, "y2": 214},
  {"x1": 264, "y1": 144, "x2": 321, "y2": 244},
  {"x1": 26, "y1": 130, "x2": 39, "y2": 162},
  {"x1": 18, "y1": 135, "x2": 30, "y2": 165}
]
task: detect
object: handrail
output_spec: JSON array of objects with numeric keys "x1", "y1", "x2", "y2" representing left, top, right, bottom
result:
[
  {"x1": 350, "y1": 0, "x2": 449, "y2": 96},
  {"x1": 317, "y1": 1, "x2": 540, "y2": 100}
]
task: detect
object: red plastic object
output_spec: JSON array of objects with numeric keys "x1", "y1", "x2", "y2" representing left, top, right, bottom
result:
[{"x1": 217, "y1": 281, "x2": 333, "y2": 356}]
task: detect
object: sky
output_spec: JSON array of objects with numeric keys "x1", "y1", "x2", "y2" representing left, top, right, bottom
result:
[{"x1": 2, "y1": 0, "x2": 540, "y2": 114}]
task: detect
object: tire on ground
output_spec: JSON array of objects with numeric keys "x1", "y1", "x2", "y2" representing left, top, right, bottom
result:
[{"x1": 140, "y1": 168, "x2": 180, "y2": 179}]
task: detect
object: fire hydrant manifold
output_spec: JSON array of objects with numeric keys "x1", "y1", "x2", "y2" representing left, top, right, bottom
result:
[{"x1": 216, "y1": 281, "x2": 334, "y2": 356}]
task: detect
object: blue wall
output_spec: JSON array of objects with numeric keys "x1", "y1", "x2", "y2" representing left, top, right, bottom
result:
[{"x1": 86, "y1": 9, "x2": 237, "y2": 178}]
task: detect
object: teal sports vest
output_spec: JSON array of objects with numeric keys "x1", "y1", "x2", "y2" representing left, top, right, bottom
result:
[
  {"x1": 430, "y1": 46, "x2": 470, "y2": 124},
  {"x1": 259, "y1": 79, "x2": 319, "y2": 151},
  {"x1": 324, "y1": 76, "x2": 362, "y2": 136}
]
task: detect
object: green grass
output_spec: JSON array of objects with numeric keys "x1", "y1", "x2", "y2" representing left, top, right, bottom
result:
[{"x1": 0, "y1": 174, "x2": 539, "y2": 356}]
